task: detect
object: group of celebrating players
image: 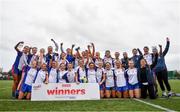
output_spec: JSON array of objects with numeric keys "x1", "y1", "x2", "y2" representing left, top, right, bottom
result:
[{"x1": 11, "y1": 38, "x2": 172, "y2": 100}]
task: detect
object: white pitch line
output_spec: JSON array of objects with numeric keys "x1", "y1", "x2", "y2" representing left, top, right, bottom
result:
[
  {"x1": 0, "y1": 87, "x2": 11, "y2": 90},
  {"x1": 134, "y1": 98, "x2": 175, "y2": 112},
  {"x1": 0, "y1": 99, "x2": 29, "y2": 102}
]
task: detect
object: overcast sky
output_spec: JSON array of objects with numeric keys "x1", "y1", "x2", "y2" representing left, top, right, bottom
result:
[{"x1": 0, "y1": 0, "x2": 180, "y2": 72}]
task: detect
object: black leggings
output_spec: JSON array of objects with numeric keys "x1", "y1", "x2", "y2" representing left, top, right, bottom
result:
[
  {"x1": 141, "y1": 84, "x2": 156, "y2": 99},
  {"x1": 156, "y1": 69, "x2": 171, "y2": 91}
]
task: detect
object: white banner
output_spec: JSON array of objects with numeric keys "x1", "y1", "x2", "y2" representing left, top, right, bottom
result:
[{"x1": 31, "y1": 83, "x2": 100, "y2": 101}]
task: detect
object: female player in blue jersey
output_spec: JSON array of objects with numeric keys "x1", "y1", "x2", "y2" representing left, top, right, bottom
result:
[
  {"x1": 126, "y1": 60, "x2": 141, "y2": 98},
  {"x1": 96, "y1": 61, "x2": 106, "y2": 98},
  {"x1": 34, "y1": 63, "x2": 49, "y2": 84},
  {"x1": 48, "y1": 61, "x2": 58, "y2": 83},
  {"x1": 11, "y1": 41, "x2": 29, "y2": 98},
  {"x1": 104, "y1": 62, "x2": 116, "y2": 98},
  {"x1": 115, "y1": 61, "x2": 129, "y2": 98},
  {"x1": 18, "y1": 60, "x2": 38, "y2": 100}
]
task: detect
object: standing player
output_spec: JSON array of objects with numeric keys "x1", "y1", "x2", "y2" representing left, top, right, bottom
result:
[
  {"x1": 115, "y1": 61, "x2": 129, "y2": 98},
  {"x1": 121, "y1": 52, "x2": 130, "y2": 70},
  {"x1": 58, "y1": 52, "x2": 69, "y2": 68},
  {"x1": 154, "y1": 38, "x2": 172, "y2": 97},
  {"x1": 104, "y1": 62, "x2": 116, "y2": 98},
  {"x1": 28, "y1": 47, "x2": 38, "y2": 65},
  {"x1": 46, "y1": 46, "x2": 58, "y2": 67},
  {"x1": 126, "y1": 60, "x2": 141, "y2": 98},
  {"x1": 143, "y1": 46, "x2": 153, "y2": 67},
  {"x1": 11, "y1": 41, "x2": 29, "y2": 98},
  {"x1": 103, "y1": 50, "x2": 114, "y2": 68},
  {"x1": 37, "y1": 48, "x2": 46, "y2": 68},
  {"x1": 94, "y1": 52, "x2": 103, "y2": 68},
  {"x1": 131, "y1": 48, "x2": 143, "y2": 68},
  {"x1": 113, "y1": 52, "x2": 121, "y2": 68},
  {"x1": 151, "y1": 46, "x2": 159, "y2": 96},
  {"x1": 60, "y1": 43, "x2": 75, "y2": 63}
]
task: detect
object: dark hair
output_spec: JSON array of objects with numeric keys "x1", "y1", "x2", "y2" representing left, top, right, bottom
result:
[
  {"x1": 143, "y1": 46, "x2": 149, "y2": 50},
  {"x1": 32, "y1": 47, "x2": 37, "y2": 49},
  {"x1": 132, "y1": 48, "x2": 137, "y2": 52},
  {"x1": 105, "y1": 50, "x2": 110, "y2": 53}
]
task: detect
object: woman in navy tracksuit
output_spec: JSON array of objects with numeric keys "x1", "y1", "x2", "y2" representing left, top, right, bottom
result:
[
  {"x1": 154, "y1": 38, "x2": 172, "y2": 97},
  {"x1": 138, "y1": 58, "x2": 156, "y2": 99}
]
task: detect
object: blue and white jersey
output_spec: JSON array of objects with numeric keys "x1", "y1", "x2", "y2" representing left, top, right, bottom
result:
[
  {"x1": 48, "y1": 68, "x2": 58, "y2": 83},
  {"x1": 87, "y1": 69, "x2": 97, "y2": 83},
  {"x1": 84, "y1": 57, "x2": 94, "y2": 68},
  {"x1": 66, "y1": 54, "x2": 75, "y2": 63},
  {"x1": 37, "y1": 55, "x2": 46, "y2": 65},
  {"x1": 74, "y1": 58, "x2": 79, "y2": 69},
  {"x1": 94, "y1": 58, "x2": 102, "y2": 68},
  {"x1": 126, "y1": 68, "x2": 138, "y2": 85},
  {"x1": 46, "y1": 53, "x2": 59, "y2": 66},
  {"x1": 13, "y1": 51, "x2": 23, "y2": 69},
  {"x1": 66, "y1": 69, "x2": 76, "y2": 83},
  {"x1": 58, "y1": 59, "x2": 69, "y2": 66},
  {"x1": 34, "y1": 70, "x2": 47, "y2": 83},
  {"x1": 75, "y1": 66, "x2": 86, "y2": 80},
  {"x1": 144, "y1": 53, "x2": 152, "y2": 66},
  {"x1": 96, "y1": 68, "x2": 104, "y2": 83},
  {"x1": 28, "y1": 54, "x2": 38, "y2": 65},
  {"x1": 115, "y1": 68, "x2": 126, "y2": 87},
  {"x1": 58, "y1": 70, "x2": 68, "y2": 83},
  {"x1": 103, "y1": 57, "x2": 114, "y2": 67},
  {"x1": 113, "y1": 58, "x2": 121, "y2": 69},
  {"x1": 18, "y1": 53, "x2": 28, "y2": 71},
  {"x1": 104, "y1": 69, "x2": 115, "y2": 87},
  {"x1": 23, "y1": 66, "x2": 37, "y2": 86}
]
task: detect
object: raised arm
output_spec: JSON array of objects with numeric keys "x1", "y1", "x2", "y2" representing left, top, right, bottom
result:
[
  {"x1": 91, "y1": 43, "x2": 95, "y2": 58},
  {"x1": 162, "y1": 37, "x2": 170, "y2": 57},
  {"x1": 158, "y1": 44, "x2": 162, "y2": 55},
  {"x1": 51, "y1": 39, "x2": 59, "y2": 52},
  {"x1": 75, "y1": 47, "x2": 82, "y2": 58},
  {"x1": 137, "y1": 48, "x2": 143, "y2": 56},
  {"x1": 71, "y1": 44, "x2": 75, "y2": 55},
  {"x1": 60, "y1": 43, "x2": 65, "y2": 53},
  {"x1": 14, "y1": 41, "x2": 24, "y2": 52},
  {"x1": 87, "y1": 45, "x2": 92, "y2": 57}
]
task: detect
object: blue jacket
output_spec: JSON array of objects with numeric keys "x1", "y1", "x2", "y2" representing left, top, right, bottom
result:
[
  {"x1": 154, "y1": 41, "x2": 170, "y2": 73},
  {"x1": 138, "y1": 66, "x2": 154, "y2": 85},
  {"x1": 131, "y1": 49, "x2": 143, "y2": 68}
]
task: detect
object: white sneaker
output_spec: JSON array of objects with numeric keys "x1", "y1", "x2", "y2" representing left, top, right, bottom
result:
[
  {"x1": 168, "y1": 91, "x2": 173, "y2": 97},
  {"x1": 162, "y1": 91, "x2": 167, "y2": 97}
]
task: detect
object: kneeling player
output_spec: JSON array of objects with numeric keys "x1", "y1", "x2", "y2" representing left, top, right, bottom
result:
[
  {"x1": 18, "y1": 61, "x2": 38, "y2": 100},
  {"x1": 96, "y1": 61, "x2": 106, "y2": 98},
  {"x1": 104, "y1": 62, "x2": 116, "y2": 98},
  {"x1": 115, "y1": 61, "x2": 129, "y2": 98},
  {"x1": 34, "y1": 63, "x2": 49, "y2": 84},
  {"x1": 126, "y1": 60, "x2": 141, "y2": 98}
]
